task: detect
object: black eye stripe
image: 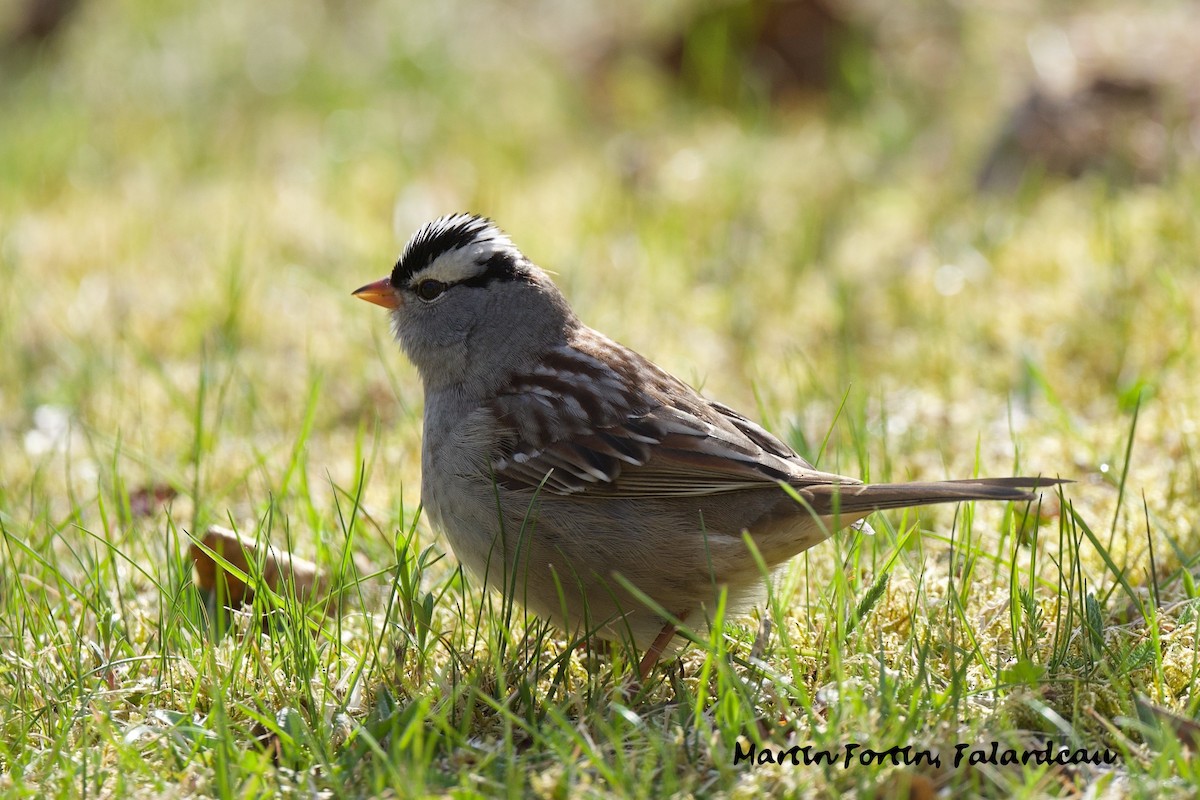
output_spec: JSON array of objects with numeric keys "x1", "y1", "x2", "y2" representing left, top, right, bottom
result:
[
  {"x1": 459, "y1": 252, "x2": 519, "y2": 288},
  {"x1": 410, "y1": 253, "x2": 523, "y2": 297}
]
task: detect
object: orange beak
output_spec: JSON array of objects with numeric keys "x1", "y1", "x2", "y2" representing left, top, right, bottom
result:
[{"x1": 352, "y1": 277, "x2": 400, "y2": 309}]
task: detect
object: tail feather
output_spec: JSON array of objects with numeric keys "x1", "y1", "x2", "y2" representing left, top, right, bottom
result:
[{"x1": 801, "y1": 476, "x2": 1067, "y2": 517}]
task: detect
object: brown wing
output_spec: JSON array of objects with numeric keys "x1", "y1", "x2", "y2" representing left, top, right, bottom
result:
[{"x1": 489, "y1": 334, "x2": 858, "y2": 498}]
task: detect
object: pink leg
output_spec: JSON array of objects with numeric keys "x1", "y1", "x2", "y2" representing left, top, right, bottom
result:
[{"x1": 638, "y1": 621, "x2": 679, "y2": 683}]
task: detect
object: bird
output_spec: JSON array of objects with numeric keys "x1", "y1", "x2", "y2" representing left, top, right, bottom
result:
[{"x1": 354, "y1": 213, "x2": 1062, "y2": 680}]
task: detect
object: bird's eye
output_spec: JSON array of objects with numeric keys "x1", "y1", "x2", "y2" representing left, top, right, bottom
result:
[{"x1": 414, "y1": 279, "x2": 447, "y2": 301}]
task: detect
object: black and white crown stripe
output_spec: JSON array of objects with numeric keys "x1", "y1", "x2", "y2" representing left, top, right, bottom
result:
[{"x1": 391, "y1": 213, "x2": 525, "y2": 290}]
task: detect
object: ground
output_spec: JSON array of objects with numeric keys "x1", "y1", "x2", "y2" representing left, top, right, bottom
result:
[{"x1": 1, "y1": 0, "x2": 1199, "y2": 797}]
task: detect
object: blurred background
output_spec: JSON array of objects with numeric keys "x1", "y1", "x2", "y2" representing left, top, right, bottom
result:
[
  {"x1": 4, "y1": 2, "x2": 1200, "y2": 795},
  {"x1": 3, "y1": 0, "x2": 1199, "y2": 568}
]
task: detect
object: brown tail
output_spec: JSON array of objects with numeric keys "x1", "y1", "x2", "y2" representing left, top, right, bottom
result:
[{"x1": 801, "y1": 477, "x2": 1067, "y2": 517}]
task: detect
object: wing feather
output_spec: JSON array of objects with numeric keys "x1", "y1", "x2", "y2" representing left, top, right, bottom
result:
[{"x1": 488, "y1": 335, "x2": 858, "y2": 498}]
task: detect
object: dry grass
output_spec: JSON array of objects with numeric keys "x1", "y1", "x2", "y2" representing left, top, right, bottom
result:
[{"x1": 2, "y1": 0, "x2": 1199, "y2": 796}]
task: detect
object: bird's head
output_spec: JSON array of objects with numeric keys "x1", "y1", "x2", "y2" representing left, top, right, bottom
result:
[{"x1": 355, "y1": 214, "x2": 576, "y2": 392}]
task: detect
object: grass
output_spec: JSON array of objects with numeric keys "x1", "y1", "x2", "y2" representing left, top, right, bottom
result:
[{"x1": 2, "y1": 0, "x2": 1200, "y2": 796}]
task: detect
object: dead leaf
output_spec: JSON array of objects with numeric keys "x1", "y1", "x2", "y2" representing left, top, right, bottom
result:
[
  {"x1": 1134, "y1": 694, "x2": 1200, "y2": 750},
  {"x1": 128, "y1": 484, "x2": 177, "y2": 518},
  {"x1": 190, "y1": 525, "x2": 328, "y2": 608}
]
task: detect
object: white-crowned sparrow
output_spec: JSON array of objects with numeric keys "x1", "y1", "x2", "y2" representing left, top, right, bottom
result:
[{"x1": 355, "y1": 213, "x2": 1061, "y2": 677}]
